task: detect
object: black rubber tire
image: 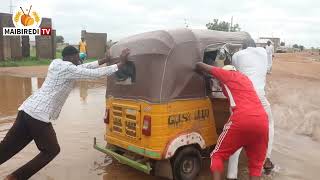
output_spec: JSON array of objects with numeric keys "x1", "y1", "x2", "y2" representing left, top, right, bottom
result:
[{"x1": 172, "y1": 146, "x2": 202, "y2": 180}]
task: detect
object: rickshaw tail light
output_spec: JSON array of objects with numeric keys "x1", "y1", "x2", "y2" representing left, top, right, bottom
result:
[
  {"x1": 142, "y1": 115, "x2": 151, "y2": 136},
  {"x1": 104, "y1": 109, "x2": 109, "y2": 124}
]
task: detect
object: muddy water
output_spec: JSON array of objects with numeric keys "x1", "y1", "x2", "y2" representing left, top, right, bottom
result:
[
  {"x1": 0, "y1": 75, "x2": 164, "y2": 180},
  {"x1": 0, "y1": 59, "x2": 320, "y2": 180}
]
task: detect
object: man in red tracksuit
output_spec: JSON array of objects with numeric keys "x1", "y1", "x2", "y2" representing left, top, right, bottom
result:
[{"x1": 195, "y1": 63, "x2": 269, "y2": 180}]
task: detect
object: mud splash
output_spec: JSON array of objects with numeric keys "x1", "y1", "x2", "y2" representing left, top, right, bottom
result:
[{"x1": 269, "y1": 78, "x2": 320, "y2": 141}]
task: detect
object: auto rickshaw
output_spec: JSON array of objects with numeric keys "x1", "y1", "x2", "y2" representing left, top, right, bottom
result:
[{"x1": 94, "y1": 28, "x2": 253, "y2": 180}]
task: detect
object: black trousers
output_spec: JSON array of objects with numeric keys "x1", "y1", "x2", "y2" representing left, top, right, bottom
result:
[{"x1": 0, "y1": 111, "x2": 60, "y2": 180}]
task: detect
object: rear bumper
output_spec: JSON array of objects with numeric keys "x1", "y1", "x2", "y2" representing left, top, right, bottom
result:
[
  {"x1": 93, "y1": 137, "x2": 152, "y2": 174},
  {"x1": 106, "y1": 135, "x2": 162, "y2": 160}
]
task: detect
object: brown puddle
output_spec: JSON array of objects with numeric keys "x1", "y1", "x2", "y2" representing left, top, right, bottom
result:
[{"x1": 0, "y1": 70, "x2": 320, "y2": 180}]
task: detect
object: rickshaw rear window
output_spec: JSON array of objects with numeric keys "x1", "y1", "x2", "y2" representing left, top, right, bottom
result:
[{"x1": 115, "y1": 61, "x2": 136, "y2": 85}]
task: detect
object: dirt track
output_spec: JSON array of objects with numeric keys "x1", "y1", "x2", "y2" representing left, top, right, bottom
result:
[{"x1": 263, "y1": 52, "x2": 320, "y2": 180}]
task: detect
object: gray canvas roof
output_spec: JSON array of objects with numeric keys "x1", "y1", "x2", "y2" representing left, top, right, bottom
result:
[{"x1": 107, "y1": 28, "x2": 252, "y2": 103}]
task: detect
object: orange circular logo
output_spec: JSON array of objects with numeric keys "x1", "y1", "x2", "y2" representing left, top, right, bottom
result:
[{"x1": 12, "y1": 3, "x2": 42, "y2": 28}]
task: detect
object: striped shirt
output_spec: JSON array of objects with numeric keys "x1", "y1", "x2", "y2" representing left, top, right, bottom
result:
[{"x1": 18, "y1": 59, "x2": 118, "y2": 123}]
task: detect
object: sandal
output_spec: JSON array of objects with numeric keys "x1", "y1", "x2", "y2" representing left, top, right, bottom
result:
[{"x1": 263, "y1": 158, "x2": 275, "y2": 175}]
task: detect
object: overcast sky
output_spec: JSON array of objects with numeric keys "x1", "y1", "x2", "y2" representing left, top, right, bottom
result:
[{"x1": 1, "y1": 0, "x2": 319, "y2": 47}]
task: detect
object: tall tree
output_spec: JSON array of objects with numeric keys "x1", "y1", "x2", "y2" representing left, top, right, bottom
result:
[
  {"x1": 55, "y1": 35, "x2": 64, "y2": 43},
  {"x1": 292, "y1": 44, "x2": 299, "y2": 48},
  {"x1": 299, "y1": 45, "x2": 304, "y2": 51},
  {"x1": 231, "y1": 23, "x2": 241, "y2": 32},
  {"x1": 206, "y1": 19, "x2": 241, "y2": 32}
]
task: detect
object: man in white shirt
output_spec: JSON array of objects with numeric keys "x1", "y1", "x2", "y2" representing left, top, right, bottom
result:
[
  {"x1": 226, "y1": 40, "x2": 275, "y2": 179},
  {"x1": 265, "y1": 40, "x2": 274, "y2": 74},
  {"x1": 0, "y1": 46, "x2": 130, "y2": 180}
]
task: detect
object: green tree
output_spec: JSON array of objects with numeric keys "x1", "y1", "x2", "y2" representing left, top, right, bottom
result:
[
  {"x1": 292, "y1": 44, "x2": 299, "y2": 48},
  {"x1": 206, "y1": 19, "x2": 241, "y2": 32},
  {"x1": 55, "y1": 35, "x2": 64, "y2": 43},
  {"x1": 231, "y1": 23, "x2": 241, "y2": 32},
  {"x1": 299, "y1": 45, "x2": 304, "y2": 51}
]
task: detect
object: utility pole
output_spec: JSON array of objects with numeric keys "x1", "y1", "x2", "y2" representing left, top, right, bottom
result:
[{"x1": 229, "y1": 16, "x2": 233, "y2": 32}]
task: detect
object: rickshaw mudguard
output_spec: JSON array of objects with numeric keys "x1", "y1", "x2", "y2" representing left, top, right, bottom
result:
[{"x1": 93, "y1": 137, "x2": 152, "y2": 174}]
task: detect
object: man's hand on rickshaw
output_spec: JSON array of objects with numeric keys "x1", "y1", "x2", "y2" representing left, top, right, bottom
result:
[
  {"x1": 117, "y1": 48, "x2": 130, "y2": 69},
  {"x1": 98, "y1": 49, "x2": 112, "y2": 65},
  {"x1": 195, "y1": 62, "x2": 213, "y2": 75},
  {"x1": 120, "y1": 48, "x2": 130, "y2": 64}
]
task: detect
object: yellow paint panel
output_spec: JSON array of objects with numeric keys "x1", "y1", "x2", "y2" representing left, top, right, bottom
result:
[{"x1": 105, "y1": 97, "x2": 227, "y2": 160}]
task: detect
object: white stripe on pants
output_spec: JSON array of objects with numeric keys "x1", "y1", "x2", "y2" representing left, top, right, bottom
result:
[{"x1": 227, "y1": 92, "x2": 274, "y2": 179}]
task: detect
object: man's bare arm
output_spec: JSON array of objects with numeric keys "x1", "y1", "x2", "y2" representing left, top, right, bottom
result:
[
  {"x1": 195, "y1": 62, "x2": 213, "y2": 74},
  {"x1": 97, "y1": 48, "x2": 130, "y2": 67}
]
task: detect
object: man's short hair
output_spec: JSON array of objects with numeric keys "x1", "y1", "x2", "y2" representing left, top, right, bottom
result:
[
  {"x1": 62, "y1": 46, "x2": 79, "y2": 58},
  {"x1": 242, "y1": 38, "x2": 256, "y2": 49}
]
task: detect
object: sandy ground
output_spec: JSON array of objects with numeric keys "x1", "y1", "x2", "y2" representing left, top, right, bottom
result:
[{"x1": 0, "y1": 52, "x2": 320, "y2": 180}]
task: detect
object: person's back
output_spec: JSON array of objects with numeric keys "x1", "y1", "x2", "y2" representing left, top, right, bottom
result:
[
  {"x1": 195, "y1": 64, "x2": 269, "y2": 180},
  {"x1": 228, "y1": 46, "x2": 275, "y2": 180},
  {"x1": 266, "y1": 44, "x2": 274, "y2": 56},
  {"x1": 211, "y1": 67, "x2": 266, "y2": 118},
  {"x1": 20, "y1": 59, "x2": 80, "y2": 121},
  {"x1": 232, "y1": 47, "x2": 268, "y2": 94}
]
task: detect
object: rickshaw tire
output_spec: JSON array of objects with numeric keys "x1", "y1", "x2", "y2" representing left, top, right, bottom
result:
[{"x1": 172, "y1": 146, "x2": 202, "y2": 180}]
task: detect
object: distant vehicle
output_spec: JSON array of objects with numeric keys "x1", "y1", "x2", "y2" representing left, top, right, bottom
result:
[
  {"x1": 276, "y1": 46, "x2": 288, "y2": 53},
  {"x1": 94, "y1": 28, "x2": 254, "y2": 180}
]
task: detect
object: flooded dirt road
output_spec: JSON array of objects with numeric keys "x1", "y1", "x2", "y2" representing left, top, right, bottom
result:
[{"x1": 0, "y1": 53, "x2": 320, "y2": 180}]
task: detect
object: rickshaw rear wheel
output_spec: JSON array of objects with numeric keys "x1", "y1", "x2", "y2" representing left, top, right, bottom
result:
[{"x1": 172, "y1": 146, "x2": 202, "y2": 180}]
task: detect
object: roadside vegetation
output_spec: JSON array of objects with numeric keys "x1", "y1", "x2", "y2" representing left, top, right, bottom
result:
[{"x1": 0, "y1": 49, "x2": 94, "y2": 67}]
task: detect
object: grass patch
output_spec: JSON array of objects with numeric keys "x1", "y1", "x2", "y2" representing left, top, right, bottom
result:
[
  {"x1": 0, "y1": 56, "x2": 97, "y2": 67},
  {"x1": 0, "y1": 57, "x2": 51, "y2": 67},
  {"x1": 56, "y1": 49, "x2": 62, "y2": 59},
  {"x1": 1, "y1": 48, "x2": 98, "y2": 67}
]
